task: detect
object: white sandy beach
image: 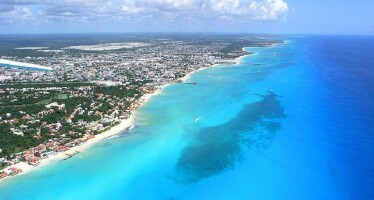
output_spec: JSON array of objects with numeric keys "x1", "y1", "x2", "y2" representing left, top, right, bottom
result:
[
  {"x1": 234, "y1": 48, "x2": 251, "y2": 64},
  {"x1": 179, "y1": 66, "x2": 213, "y2": 83},
  {"x1": 180, "y1": 53, "x2": 247, "y2": 83},
  {"x1": 0, "y1": 115, "x2": 134, "y2": 183}
]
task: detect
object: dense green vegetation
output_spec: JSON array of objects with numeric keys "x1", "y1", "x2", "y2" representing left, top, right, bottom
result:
[
  {"x1": 94, "y1": 86, "x2": 141, "y2": 98},
  {"x1": 0, "y1": 82, "x2": 96, "y2": 89},
  {"x1": 0, "y1": 93, "x2": 53, "y2": 106},
  {"x1": 0, "y1": 123, "x2": 42, "y2": 158},
  {"x1": 0, "y1": 83, "x2": 142, "y2": 158},
  {"x1": 219, "y1": 39, "x2": 284, "y2": 57},
  {"x1": 0, "y1": 104, "x2": 45, "y2": 119}
]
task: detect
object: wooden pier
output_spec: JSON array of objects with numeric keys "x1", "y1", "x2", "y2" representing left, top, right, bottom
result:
[
  {"x1": 63, "y1": 150, "x2": 80, "y2": 160},
  {"x1": 180, "y1": 82, "x2": 197, "y2": 85}
]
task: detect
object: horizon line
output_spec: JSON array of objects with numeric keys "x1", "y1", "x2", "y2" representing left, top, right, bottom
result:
[{"x1": 0, "y1": 32, "x2": 373, "y2": 37}]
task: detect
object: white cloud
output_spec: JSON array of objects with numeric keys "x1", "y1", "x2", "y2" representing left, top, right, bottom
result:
[
  {"x1": 0, "y1": 0, "x2": 289, "y2": 24},
  {"x1": 0, "y1": 6, "x2": 33, "y2": 23},
  {"x1": 208, "y1": 0, "x2": 288, "y2": 20}
]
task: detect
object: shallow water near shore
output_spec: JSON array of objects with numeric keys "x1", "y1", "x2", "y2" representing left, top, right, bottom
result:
[{"x1": 0, "y1": 36, "x2": 373, "y2": 199}]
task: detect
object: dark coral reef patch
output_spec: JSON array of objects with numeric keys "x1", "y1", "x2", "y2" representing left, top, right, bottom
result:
[{"x1": 174, "y1": 91, "x2": 286, "y2": 184}]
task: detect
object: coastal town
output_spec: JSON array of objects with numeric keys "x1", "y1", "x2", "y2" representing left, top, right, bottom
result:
[{"x1": 0, "y1": 36, "x2": 283, "y2": 181}]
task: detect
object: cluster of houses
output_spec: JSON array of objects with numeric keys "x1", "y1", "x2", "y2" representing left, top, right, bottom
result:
[
  {"x1": 0, "y1": 167, "x2": 22, "y2": 179},
  {"x1": 0, "y1": 38, "x2": 238, "y2": 85},
  {"x1": 0, "y1": 86, "x2": 133, "y2": 180},
  {"x1": 0, "y1": 134, "x2": 96, "y2": 180}
]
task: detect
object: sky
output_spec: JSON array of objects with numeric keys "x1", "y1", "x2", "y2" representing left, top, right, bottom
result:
[{"x1": 0, "y1": 0, "x2": 373, "y2": 35}]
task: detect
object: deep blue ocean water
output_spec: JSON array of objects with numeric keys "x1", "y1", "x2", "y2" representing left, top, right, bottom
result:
[{"x1": 0, "y1": 36, "x2": 373, "y2": 199}]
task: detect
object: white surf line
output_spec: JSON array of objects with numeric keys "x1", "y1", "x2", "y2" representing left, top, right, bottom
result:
[{"x1": 0, "y1": 59, "x2": 52, "y2": 71}]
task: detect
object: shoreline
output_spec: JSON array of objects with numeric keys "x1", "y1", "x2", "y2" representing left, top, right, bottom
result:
[
  {"x1": 0, "y1": 47, "x2": 247, "y2": 184},
  {"x1": 179, "y1": 51, "x2": 249, "y2": 83},
  {"x1": 1, "y1": 115, "x2": 134, "y2": 183}
]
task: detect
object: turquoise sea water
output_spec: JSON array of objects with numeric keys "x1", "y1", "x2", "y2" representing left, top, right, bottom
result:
[{"x1": 0, "y1": 36, "x2": 373, "y2": 199}]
